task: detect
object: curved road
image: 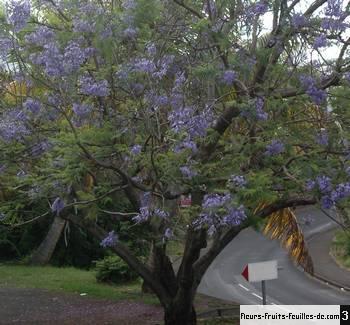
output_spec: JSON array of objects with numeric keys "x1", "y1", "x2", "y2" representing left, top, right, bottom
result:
[{"x1": 198, "y1": 206, "x2": 350, "y2": 305}]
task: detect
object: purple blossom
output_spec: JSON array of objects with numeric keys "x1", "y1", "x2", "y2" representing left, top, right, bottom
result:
[
  {"x1": 0, "y1": 109, "x2": 29, "y2": 142},
  {"x1": 51, "y1": 197, "x2": 65, "y2": 216},
  {"x1": 100, "y1": 231, "x2": 118, "y2": 248},
  {"x1": 316, "y1": 175, "x2": 332, "y2": 193},
  {"x1": 63, "y1": 41, "x2": 94, "y2": 73},
  {"x1": 23, "y1": 98, "x2": 41, "y2": 114},
  {"x1": 163, "y1": 228, "x2": 173, "y2": 241},
  {"x1": 305, "y1": 179, "x2": 316, "y2": 191},
  {"x1": 331, "y1": 183, "x2": 350, "y2": 201},
  {"x1": 132, "y1": 58, "x2": 156, "y2": 74},
  {"x1": 180, "y1": 165, "x2": 197, "y2": 179},
  {"x1": 202, "y1": 193, "x2": 231, "y2": 209},
  {"x1": 79, "y1": 75, "x2": 110, "y2": 97},
  {"x1": 265, "y1": 140, "x2": 285, "y2": 156},
  {"x1": 228, "y1": 175, "x2": 247, "y2": 188},
  {"x1": 123, "y1": 27, "x2": 138, "y2": 39},
  {"x1": 130, "y1": 144, "x2": 142, "y2": 155},
  {"x1": 132, "y1": 206, "x2": 151, "y2": 223},
  {"x1": 7, "y1": 0, "x2": 31, "y2": 31},
  {"x1": 321, "y1": 195, "x2": 334, "y2": 209},
  {"x1": 25, "y1": 26, "x2": 55, "y2": 46},
  {"x1": 315, "y1": 130, "x2": 329, "y2": 146},
  {"x1": 299, "y1": 75, "x2": 327, "y2": 105},
  {"x1": 325, "y1": 0, "x2": 343, "y2": 17},
  {"x1": 249, "y1": 1, "x2": 268, "y2": 17},
  {"x1": 291, "y1": 14, "x2": 308, "y2": 29},
  {"x1": 72, "y1": 103, "x2": 91, "y2": 117},
  {"x1": 146, "y1": 42, "x2": 157, "y2": 56},
  {"x1": 222, "y1": 205, "x2": 247, "y2": 226},
  {"x1": 30, "y1": 42, "x2": 65, "y2": 77},
  {"x1": 73, "y1": 18, "x2": 95, "y2": 33},
  {"x1": 222, "y1": 70, "x2": 236, "y2": 86},
  {"x1": 174, "y1": 139, "x2": 198, "y2": 153},
  {"x1": 0, "y1": 37, "x2": 13, "y2": 59},
  {"x1": 321, "y1": 18, "x2": 348, "y2": 32},
  {"x1": 313, "y1": 34, "x2": 328, "y2": 49},
  {"x1": 154, "y1": 208, "x2": 169, "y2": 219},
  {"x1": 255, "y1": 97, "x2": 268, "y2": 120}
]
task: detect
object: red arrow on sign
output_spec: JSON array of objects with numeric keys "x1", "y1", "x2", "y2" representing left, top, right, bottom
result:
[{"x1": 241, "y1": 265, "x2": 249, "y2": 281}]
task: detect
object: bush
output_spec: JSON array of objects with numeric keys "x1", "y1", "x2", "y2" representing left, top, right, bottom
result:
[{"x1": 95, "y1": 255, "x2": 138, "y2": 283}]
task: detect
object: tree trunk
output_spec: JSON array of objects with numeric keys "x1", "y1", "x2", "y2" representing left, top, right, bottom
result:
[
  {"x1": 30, "y1": 215, "x2": 66, "y2": 265},
  {"x1": 164, "y1": 304, "x2": 197, "y2": 325}
]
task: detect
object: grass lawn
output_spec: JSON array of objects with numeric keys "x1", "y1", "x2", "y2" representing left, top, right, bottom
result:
[
  {"x1": 331, "y1": 230, "x2": 350, "y2": 270},
  {"x1": 0, "y1": 264, "x2": 158, "y2": 304}
]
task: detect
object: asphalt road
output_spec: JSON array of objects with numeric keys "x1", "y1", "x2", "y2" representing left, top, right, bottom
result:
[{"x1": 198, "y1": 206, "x2": 350, "y2": 305}]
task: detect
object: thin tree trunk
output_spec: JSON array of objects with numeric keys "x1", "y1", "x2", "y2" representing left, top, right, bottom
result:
[{"x1": 30, "y1": 215, "x2": 66, "y2": 265}]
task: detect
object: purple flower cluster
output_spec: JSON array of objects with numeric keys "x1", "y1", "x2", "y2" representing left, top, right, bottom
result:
[
  {"x1": 72, "y1": 103, "x2": 92, "y2": 117},
  {"x1": 79, "y1": 75, "x2": 110, "y2": 97},
  {"x1": 64, "y1": 41, "x2": 94, "y2": 74},
  {"x1": 202, "y1": 193, "x2": 231, "y2": 209},
  {"x1": 299, "y1": 75, "x2": 327, "y2": 105},
  {"x1": 325, "y1": 0, "x2": 343, "y2": 17},
  {"x1": 291, "y1": 14, "x2": 308, "y2": 29},
  {"x1": 73, "y1": 18, "x2": 95, "y2": 33},
  {"x1": 316, "y1": 175, "x2": 332, "y2": 193},
  {"x1": 163, "y1": 228, "x2": 173, "y2": 241},
  {"x1": 313, "y1": 34, "x2": 328, "y2": 49},
  {"x1": 228, "y1": 175, "x2": 247, "y2": 188},
  {"x1": 265, "y1": 140, "x2": 285, "y2": 156},
  {"x1": 7, "y1": 0, "x2": 31, "y2": 31},
  {"x1": 321, "y1": 18, "x2": 348, "y2": 32},
  {"x1": 222, "y1": 205, "x2": 247, "y2": 226},
  {"x1": 25, "y1": 26, "x2": 55, "y2": 46},
  {"x1": 0, "y1": 36, "x2": 13, "y2": 59},
  {"x1": 100, "y1": 230, "x2": 118, "y2": 248},
  {"x1": 222, "y1": 70, "x2": 236, "y2": 86},
  {"x1": 255, "y1": 97, "x2": 268, "y2": 120},
  {"x1": 0, "y1": 109, "x2": 29, "y2": 142},
  {"x1": 130, "y1": 144, "x2": 142, "y2": 155},
  {"x1": 247, "y1": 1, "x2": 268, "y2": 18},
  {"x1": 132, "y1": 206, "x2": 151, "y2": 223},
  {"x1": 30, "y1": 40, "x2": 94, "y2": 77},
  {"x1": 23, "y1": 98, "x2": 41, "y2": 114},
  {"x1": 51, "y1": 197, "x2": 65, "y2": 216},
  {"x1": 193, "y1": 192, "x2": 246, "y2": 235},
  {"x1": 180, "y1": 165, "x2": 197, "y2": 179}
]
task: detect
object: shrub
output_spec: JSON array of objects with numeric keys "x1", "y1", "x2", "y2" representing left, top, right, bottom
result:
[{"x1": 95, "y1": 255, "x2": 138, "y2": 284}]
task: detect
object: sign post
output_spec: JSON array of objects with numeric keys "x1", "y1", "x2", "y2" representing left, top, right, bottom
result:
[{"x1": 241, "y1": 260, "x2": 278, "y2": 305}]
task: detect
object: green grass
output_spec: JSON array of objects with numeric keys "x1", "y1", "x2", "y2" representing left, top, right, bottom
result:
[
  {"x1": 0, "y1": 264, "x2": 158, "y2": 304},
  {"x1": 331, "y1": 230, "x2": 350, "y2": 270}
]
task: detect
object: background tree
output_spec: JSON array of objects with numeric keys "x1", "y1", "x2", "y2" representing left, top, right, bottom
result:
[{"x1": 1, "y1": 0, "x2": 350, "y2": 324}]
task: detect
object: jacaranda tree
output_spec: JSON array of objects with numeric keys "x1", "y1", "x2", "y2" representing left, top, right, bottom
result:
[{"x1": 1, "y1": 0, "x2": 350, "y2": 323}]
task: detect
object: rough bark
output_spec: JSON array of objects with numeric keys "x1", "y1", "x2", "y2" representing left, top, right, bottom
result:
[
  {"x1": 164, "y1": 304, "x2": 196, "y2": 325},
  {"x1": 30, "y1": 215, "x2": 66, "y2": 265}
]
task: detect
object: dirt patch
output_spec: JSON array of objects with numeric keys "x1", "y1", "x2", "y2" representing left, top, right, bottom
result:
[{"x1": 0, "y1": 287, "x2": 163, "y2": 324}]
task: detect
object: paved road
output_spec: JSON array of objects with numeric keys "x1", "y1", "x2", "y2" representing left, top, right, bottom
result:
[{"x1": 198, "y1": 206, "x2": 350, "y2": 305}]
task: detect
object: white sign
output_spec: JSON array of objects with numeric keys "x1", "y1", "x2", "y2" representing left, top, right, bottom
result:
[{"x1": 242, "y1": 260, "x2": 278, "y2": 282}]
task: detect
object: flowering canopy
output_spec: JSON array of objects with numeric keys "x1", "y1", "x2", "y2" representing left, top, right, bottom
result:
[{"x1": 1, "y1": 0, "x2": 350, "y2": 322}]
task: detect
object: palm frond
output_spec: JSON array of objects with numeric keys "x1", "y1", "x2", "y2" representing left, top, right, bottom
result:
[{"x1": 263, "y1": 207, "x2": 314, "y2": 274}]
